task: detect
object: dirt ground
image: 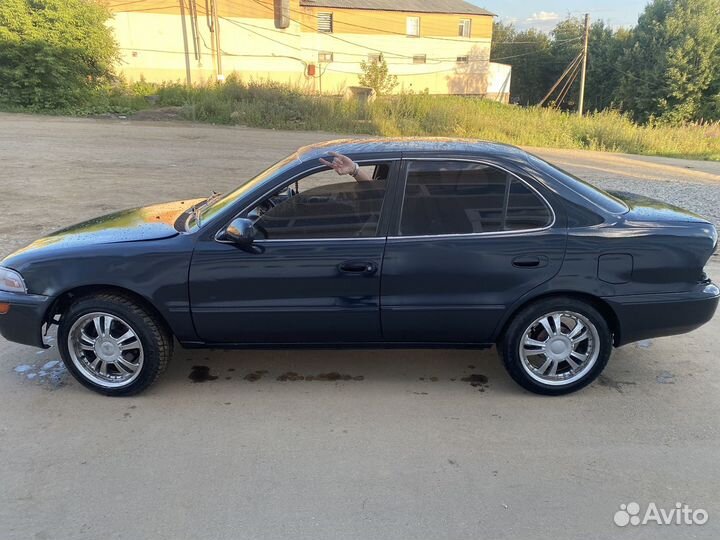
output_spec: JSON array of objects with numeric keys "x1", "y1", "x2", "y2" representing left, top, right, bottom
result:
[{"x1": 1, "y1": 113, "x2": 720, "y2": 540}]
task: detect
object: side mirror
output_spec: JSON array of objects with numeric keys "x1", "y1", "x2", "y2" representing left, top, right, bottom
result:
[{"x1": 222, "y1": 218, "x2": 256, "y2": 247}]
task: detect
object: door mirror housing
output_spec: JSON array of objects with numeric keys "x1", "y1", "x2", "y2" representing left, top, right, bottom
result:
[{"x1": 222, "y1": 218, "x2": 256, "y2": 247}]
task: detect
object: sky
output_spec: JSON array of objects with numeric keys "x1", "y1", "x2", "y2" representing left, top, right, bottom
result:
[{"x1": 471, "y1": 0, "x2": 651, "y2": 31}]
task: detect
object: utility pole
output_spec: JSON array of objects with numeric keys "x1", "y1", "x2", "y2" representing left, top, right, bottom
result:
[
  {"x1": 211, "y1": 0, "x2": 223, "y2": 81},
  {"x1": 178, "y1": 0, "x2": 192, "y2": 85},
  {"x1": 577, "y1": 13, "x2": 590, "y2": 116}
]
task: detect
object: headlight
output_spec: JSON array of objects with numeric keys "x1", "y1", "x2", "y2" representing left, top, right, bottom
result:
[{"x1": 0, "y1": 267, "x2": 27, "y2": 294}]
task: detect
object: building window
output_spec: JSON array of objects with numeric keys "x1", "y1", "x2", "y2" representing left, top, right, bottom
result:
[
  {"x1": 318, "y1": 12, "x2": 333, "y2": 33},
  {"x1": 458, "y1": 18, "x2": 471, "y2": 38},
  {"x1": 406, "y1": 16, "x2": 420, "y2": 37},
  {"x1": 413, "y1": 54, "x2": 426, "y2": 64},
  {"x1": 456, "y1": 56, "x2": 469, "y2": 64},
  {"x1": 368, "y1": 53, "x2": 382, "y2": 64},
  {"x1": 318, "y1": 51, "x2": 333, "y2": 63}
]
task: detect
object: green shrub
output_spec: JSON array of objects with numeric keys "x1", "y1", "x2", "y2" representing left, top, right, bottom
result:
[{"x1": 0, "y1": 0, "x2": 117, "y2": 110}]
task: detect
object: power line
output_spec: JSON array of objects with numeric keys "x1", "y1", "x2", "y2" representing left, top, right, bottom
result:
[
  {"x1": 208, "y1": 4, "x2": 581, "y2": 65},
  {"x1": 555, "y1": 59, "x2": 582, "y2": 107},
  {"x1": 539, "y1": 52, "x2": 583, "y2": 107}
]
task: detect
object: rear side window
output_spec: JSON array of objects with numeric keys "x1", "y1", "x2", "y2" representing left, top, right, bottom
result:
[
  {"x1": 399, "y1": 161, "x2": 552, "y2": 236},
  {"x1": 505, "y1": 178, "x2": 553, "y2": 230}
]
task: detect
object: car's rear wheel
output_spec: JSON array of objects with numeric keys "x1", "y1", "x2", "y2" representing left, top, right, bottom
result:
[
  {"x1": 58, "y1": 293, "x2": 172, "y2": 396},
  {"x1": 500, "y1": 297, "x2": 612, "y2": 395}
]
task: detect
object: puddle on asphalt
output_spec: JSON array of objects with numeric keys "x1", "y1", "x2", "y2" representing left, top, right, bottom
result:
[
  {"x1": 188, "y1": 366, "x2": 489, "y2": 392},
  {"x1": 188, "y1": 365, "x2": 218, "y2": 383},
  {"x1": 244, "y1": 370, "x2": 268, "y2": 382},
  {"x1": 461, "y1": 373, "x2": 490, "y2": 392},
  {"x1": 13, "y1": 359, "x2": 68, "y2": 389}
]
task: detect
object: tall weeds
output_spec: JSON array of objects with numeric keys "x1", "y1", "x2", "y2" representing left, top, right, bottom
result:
[{"x1": 80, "y1": 77, "x2": 720, "y2": 161}]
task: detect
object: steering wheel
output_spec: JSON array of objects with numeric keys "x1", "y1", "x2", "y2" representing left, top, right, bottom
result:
[{"x1": 258, "y1": 198, "x2": 277, "y2": 213}]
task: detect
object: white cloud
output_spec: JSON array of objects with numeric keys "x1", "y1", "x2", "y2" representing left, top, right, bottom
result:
[
  {"x1": 520, "y1": 11, "x2": 561, "y2": 32},
  {"x1": 526, "y1": 11, "x2": 561, "y2": 23}
]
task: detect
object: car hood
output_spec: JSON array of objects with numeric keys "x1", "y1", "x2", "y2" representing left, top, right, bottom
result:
[
  {"x1": 2, "y1": 199, "x2": 203, "y2": 263},
  {"x1": 608, "y1": 190, "x2": 710, "y2": 223}
]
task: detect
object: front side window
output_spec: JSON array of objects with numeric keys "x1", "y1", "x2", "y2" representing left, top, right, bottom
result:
[
  {"x1": 406, "y1": 17, "x2": 420, "y2": 36},
  {"x1": 248, "y1": 164, "x2": 390, "y2": 240},
  {"x1": 398, "y1": 161, "x2": 551, "y2": 236}
]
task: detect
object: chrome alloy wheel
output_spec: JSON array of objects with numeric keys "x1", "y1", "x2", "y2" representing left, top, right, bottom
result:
[
  {"x1": 67, "y1": 312, "x2": 144, "y2": 388},
  {"x1": 518, "y1": 311, "x2": 600, "y2": 386}
]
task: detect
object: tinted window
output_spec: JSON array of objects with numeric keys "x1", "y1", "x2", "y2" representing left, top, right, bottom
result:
[
  {"x1": 526, "y1": 154, "x2": 628, "y2": 214},
  {"x1": 505, "y1": 179, "x2": 553, "y2": 230},
  {"x1": 399, "y1": 161, "x2": 551, "y2": 236},
  {"x1": 253, "y1": 167, "x2": 387, "y2": 239}
]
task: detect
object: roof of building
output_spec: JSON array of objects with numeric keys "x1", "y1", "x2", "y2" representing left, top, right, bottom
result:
[
  {"x1": 295, "y1": 138, "x2": 525, "y2": 160},
  {"x1": 299, "y1": 0, "x2": 495, "y2": 16}
]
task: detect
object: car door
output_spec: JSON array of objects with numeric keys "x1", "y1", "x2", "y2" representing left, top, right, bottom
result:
[
  {"x1": 189, "y1": 158, "x2": 399, "y2": 344},
  {"x1": 380, "y1": 158, "x2": 566, "y2": 343}
]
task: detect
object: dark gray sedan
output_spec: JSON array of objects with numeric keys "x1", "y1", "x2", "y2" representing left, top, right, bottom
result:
[{"x1": 0, "y1": 139, "x2": 717, "y2": 396}]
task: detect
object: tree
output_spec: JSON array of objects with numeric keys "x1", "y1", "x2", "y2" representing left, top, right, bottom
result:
[
  {"x1": 0, "y1": 0, "x2": 117, "y2": 109},
  {"x1": 358, "y1": 56, "x2": 398, "y2": 96},
  {"x1": 490, "y1": 22, "x2": 554, "y2": 105},
  {"x1": 618, "y1": 0, "x2": 720, "y2": 123},
  {"x1": 584, "y1": 22, "x2": 631, "y2": 112}
]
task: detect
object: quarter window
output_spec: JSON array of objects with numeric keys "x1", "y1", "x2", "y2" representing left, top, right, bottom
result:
[
  {"x1": 398, "y1": 161, "x2": 551, "y2": 236},
  {"x1": 249, "y1": 165, "x2": 390, "y2": 240}
]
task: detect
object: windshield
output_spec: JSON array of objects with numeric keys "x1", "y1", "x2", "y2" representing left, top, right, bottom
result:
[
  {"x1": 187, "y1": 153, "x2": 299, "y2": 229},
  {"x1": 527, "y1": 154, "x2": 629, "y2": 214}
]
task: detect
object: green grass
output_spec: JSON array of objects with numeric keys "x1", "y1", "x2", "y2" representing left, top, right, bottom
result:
[{"x1": 5, "y1": 76, "x2": 720, "y2": 161}]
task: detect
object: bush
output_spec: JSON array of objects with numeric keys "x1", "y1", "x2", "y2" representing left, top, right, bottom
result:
[{"x1": 0, "y1": 0, "x2": 117, "y2": 110}]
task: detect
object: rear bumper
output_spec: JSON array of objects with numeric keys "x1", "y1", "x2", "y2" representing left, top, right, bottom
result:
[
  {"x1": 605, "y1": 283, "x2": 719, "y2": 346},
  {"x1": 0, "y1": 291, "x2": 51, "y2": 348}
]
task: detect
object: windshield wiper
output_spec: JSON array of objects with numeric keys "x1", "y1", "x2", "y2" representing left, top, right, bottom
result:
[
  {"x1": 187, "y1": 191, "x2": 222, "y2": 229},
  {"x1": 204, "y1": 191, "x2": 223, "y2": 207}
]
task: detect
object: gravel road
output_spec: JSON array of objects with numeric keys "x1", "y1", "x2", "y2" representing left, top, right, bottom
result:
[{"x1": 1, "y1": 113, "x2": 719, "y2": 540}]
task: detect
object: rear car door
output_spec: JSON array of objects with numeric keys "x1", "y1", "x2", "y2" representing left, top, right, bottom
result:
[
  {"x1": 189, "y1": 158, "x2": 398, "y2": 344},
  {"x1": 380, "y1": 158, "x2": 566, "y2": 343}
]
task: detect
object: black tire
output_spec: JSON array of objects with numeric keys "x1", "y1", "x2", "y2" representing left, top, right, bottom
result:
[
  {"x1": 58, "y1": 293, "x2": 172, "y2": 396},
  {"x1": 500, "y1": 297, "x2": 612, "y2": 396}
]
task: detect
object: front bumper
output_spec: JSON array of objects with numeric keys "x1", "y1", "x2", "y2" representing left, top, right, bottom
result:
[
  {"x1": 0, "y1": 291, "x2": 52, "y2": 348},
  {"x1": 605, "y1": 283, "x2": 720, "y2": 346}
]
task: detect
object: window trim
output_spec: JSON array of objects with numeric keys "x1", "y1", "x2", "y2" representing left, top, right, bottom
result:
[
  {"x1": 215, "y1": 159, "x2": 400, "y2": 244},
  {"x1": 406, "y1": 16, "x2": 420, "y2": 37},
  {"x1": 458, "y1": 18, "x2": 471, "y2": 38},
  {"x1": 390, "y1": 158, "x2": 556, "y2": 240},
  {"x1": 318, "y1": 51, "x2": 333, "y2": 63},
  {"x1": 317, "y1": 12, "x2": 333, "y2": 33}
]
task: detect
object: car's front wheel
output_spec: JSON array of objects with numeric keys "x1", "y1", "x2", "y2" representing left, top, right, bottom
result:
[
  {"x1": 58, "y1": 293, "x2": 172, "y2": 396},
  {"x1": 500, "y1": 297, "x2": 612, "y2": 395}
]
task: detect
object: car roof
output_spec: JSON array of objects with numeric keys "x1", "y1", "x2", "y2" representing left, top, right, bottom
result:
[{"x1": 295, "y1": 138, "x2": 528, "y2": 161}]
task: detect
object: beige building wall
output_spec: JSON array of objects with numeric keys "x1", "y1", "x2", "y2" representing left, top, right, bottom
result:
[{"x1": 107, "y1": 0, "x2": 510, "y2": 99}]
